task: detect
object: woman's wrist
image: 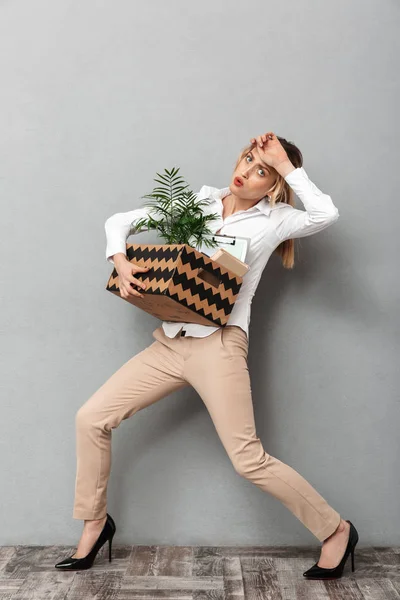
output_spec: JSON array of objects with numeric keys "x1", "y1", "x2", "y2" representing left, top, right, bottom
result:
[
  {"x1": 112, "y1": 252, "x2": 128, "y2": 265},
  {"x1": 274, "y1": 159, "x2": 296, "y2": 178}
]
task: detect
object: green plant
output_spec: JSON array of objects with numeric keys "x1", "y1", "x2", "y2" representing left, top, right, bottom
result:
[{"x1": 134, "y1": 167, "x2": 221, "y2": 251}]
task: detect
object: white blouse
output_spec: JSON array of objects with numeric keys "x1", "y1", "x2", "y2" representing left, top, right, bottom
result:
[{"x1": 105, "y1": 166, "x2": 339, "y2": 342}]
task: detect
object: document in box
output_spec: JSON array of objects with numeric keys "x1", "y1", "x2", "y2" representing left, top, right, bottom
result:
[{"x1": 195, "y1": 233, "x2": 250, "y2": 262}]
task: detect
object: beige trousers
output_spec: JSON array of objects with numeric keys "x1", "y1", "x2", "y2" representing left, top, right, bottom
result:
[{"x1": 73, "y1": 325, "x2": 341, "y2": 542}]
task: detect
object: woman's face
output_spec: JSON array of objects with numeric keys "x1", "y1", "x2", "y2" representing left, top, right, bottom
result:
[{"x1": 229, "y1": 145, "x2": 278, "y2": 201}]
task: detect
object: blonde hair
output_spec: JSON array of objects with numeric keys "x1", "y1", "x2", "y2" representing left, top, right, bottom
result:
[{"x1": 234, "y1": 137, "x2": 303, "y2": 269}]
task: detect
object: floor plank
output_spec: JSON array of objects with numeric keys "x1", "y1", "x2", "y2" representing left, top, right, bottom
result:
[{"x1": 0, "y1": 544, "x2": 398, "y2": 600}]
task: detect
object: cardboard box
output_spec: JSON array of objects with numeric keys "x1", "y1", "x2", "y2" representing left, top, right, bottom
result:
[
  {"x1": 209, "y1": 247, "x2": 250, "y2": 277},
  {"x1": 106, "y1": 243, "x2": 249, "y2": 327}
]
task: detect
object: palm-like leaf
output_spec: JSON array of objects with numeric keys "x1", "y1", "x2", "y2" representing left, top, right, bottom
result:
[{"x1": 134, "y1": 167, "x2": 221, "y2": 249}]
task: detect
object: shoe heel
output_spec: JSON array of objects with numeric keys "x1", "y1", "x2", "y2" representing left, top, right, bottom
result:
[
  {"x1": 351, "y1": 548, "x2": 355, "y2": 572},
  {"x1": 55, "y1": 513, "x2": 116, "y2": 571},
  {"x1": 303, "y1": 520, "x2": 359, "y2": 580},
  {"x1": 108, "y1": 533, "x2": 114, "y2": 562}
]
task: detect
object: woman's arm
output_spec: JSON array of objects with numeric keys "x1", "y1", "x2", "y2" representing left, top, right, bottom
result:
[
  {"x1": 105, "y1": 206, "x2": 151, "y2": 264},
  {"x1": 275, "y1": 166, "x2": 340, "y2": 242}
]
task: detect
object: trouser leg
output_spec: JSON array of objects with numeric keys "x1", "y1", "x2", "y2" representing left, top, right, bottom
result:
[
  {"x1": 73, "y1": 333, "x2": 189, "y2": 519},
  {"x1": 185, "y1": 325, "x2": 341, "y2": 542}
]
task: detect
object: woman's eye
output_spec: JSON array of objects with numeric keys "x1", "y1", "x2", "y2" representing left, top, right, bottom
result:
[{"x1": 246, "y1": 155, "x2": 265, "y2": 176}]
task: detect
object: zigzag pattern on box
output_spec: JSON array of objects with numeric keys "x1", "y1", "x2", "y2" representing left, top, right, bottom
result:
[
  {"x1": 107, "y1": 263, "x2": 177, "y2": 293},
  {"x1": 125, "y1": 244, "x2": 241, "y2": 292},
  {"x1": 167, "y1": 275, "x2": 237, "y2": 318},
  {"x1": 172, "y1": 256, "x2": 238, "y2": 297},
  {"x1": 179, "y1": 246, "x2": 241, "y2": 292},
  {"x1": 106, "y1": 266, "x2": 237, "y2": 316},
  {"x1": 126, "y1": 244, "x2": 181, "y2": 263},
  {"x1": 106, "y1": 243, "x2": 243, "y2": 327},
  {"x1": 167, "y1": 289, "x2": 229, "y2": 325}
]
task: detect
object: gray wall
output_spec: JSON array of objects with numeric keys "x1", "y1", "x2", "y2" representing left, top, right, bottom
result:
[{"x1": 1, "y1": 0, "x2": 398, "y2": 546}]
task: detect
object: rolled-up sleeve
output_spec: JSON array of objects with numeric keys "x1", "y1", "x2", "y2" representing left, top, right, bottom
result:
[
  {"x1": 104, "y1": 206, "x2": 151, "y2": 264},
  {"x1": 275, "y1": 167, "x2": 340, "y2": 242}
]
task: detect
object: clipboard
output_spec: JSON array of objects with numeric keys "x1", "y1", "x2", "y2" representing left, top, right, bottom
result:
[{"x1": 194, "y1": 233, "x2": 250, "y2": 262}]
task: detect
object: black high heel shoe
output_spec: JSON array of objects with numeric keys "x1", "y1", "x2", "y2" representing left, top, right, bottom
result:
[
  {"x1": 55, "y1": 513, "x2": 116, "y2": 570},
  {"x1": 303, "y1": 520, "x2": 359, "y2": 580}
]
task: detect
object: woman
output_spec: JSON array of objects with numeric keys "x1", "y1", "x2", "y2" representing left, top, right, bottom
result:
[{"x1": 55, "y1": 132, "x2": 359, "y2": 578}]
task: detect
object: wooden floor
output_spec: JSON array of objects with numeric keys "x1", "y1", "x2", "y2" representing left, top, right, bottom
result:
[{"x1": 0, "y1": 544, "x2": 399, "y2": 599}]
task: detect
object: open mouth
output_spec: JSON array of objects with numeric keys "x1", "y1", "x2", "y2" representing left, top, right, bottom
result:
[{"x1": 234, "y1": 177, "x2": 243, "y2": 187}]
